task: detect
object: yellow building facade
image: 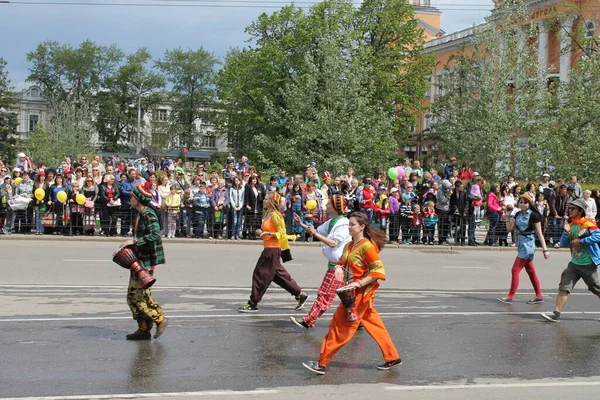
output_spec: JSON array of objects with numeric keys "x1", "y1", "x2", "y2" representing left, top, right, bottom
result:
[{"x1": 407, "y1": 0, "x2": 600, "y2": 161}]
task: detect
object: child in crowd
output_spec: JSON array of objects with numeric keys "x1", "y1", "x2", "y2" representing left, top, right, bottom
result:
[
  {"x1": 374, "y1": 185, "x2": 390, "y2": 232},
  {"x1": 181, "y1": 188, "x2": 194, "y2": 238},
  {"x1": 399, "y1": 197, "x2": 413, "y2": 244},
  {"x1": 165, "y1": 185, "x2": 181, "y2": 238},
  {"x1": 470, "y1": 176, "x2": 484, "y2": 223},
  {"x1": 193, "y1": 183, "x2": 210, "y2": 238},
  {"x1": 286, "y1": 183, "x2": 304, "y2": 236},
  {"x1": 412, "y1": 204, "x2": 423, "y2": 244},
  {"x1": 423, "y1": 200, "x2": 437, "y2": 245}
]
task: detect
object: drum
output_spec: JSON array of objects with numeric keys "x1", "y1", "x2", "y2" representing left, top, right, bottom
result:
[
  {"x1": 112, "y1": 242, "x2": 156, "y2": 290},
  {"x1": 336, "y1": 287, "x2": 360, "y2": 322}
]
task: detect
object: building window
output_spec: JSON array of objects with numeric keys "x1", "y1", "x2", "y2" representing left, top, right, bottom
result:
[
  {"x1": 29, "y1": 114, "x2": 39, "y2": 132},
  {"x1": 585, "y1": 21, "x2": 596, "y2": 39},
  {"x1": 30, "y1": 88, "x2": 40, "y2": 98},
  {"x1": 156, "y1": 109, "x2": 168, "y2": 122},
  {"x1": 202, "y1": 135, "x2": 216, "y2": 149},
  {"x1": 425, "y1": 76, "x2": 432, "y2": 97}
]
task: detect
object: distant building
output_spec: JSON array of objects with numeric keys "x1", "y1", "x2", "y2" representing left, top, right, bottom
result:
[
  {"x1": 11, "y1": 81, "x2": 49, "y2": 140},
  {"x1": 10, "y1": 83, "x2": 229, "y2": 155}
]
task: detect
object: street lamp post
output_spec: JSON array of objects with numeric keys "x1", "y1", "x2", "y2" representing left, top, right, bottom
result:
[{"x1": 126, "y1": 81, "x2": 145, "y2": 153}]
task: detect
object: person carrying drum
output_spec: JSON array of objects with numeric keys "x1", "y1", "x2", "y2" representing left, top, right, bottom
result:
[
  {"x1": 303, "y1": 212, "x2": 401, "y2": 375},
  {"x1": 290, "y1": 194, "x2": 351, "y2": 330},
  {"x1": 126, "y1": 184, "x2": 169, "y2": 340}
]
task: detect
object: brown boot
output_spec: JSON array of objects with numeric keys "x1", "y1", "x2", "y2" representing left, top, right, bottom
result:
[
  {"x1": 154, "y1": 317, "x2": 169, "y2": 339},
  {"x1": 126, "y1": 329, "x2": 152, "y2": 340},
  {"x1": 126, "y1": 318, "x2": 153, "y2": 340}
]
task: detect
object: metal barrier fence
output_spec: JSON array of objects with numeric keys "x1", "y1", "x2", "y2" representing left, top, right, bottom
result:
[{"x1": 0, "y1": 205, "x2": 557, "y2": 247}]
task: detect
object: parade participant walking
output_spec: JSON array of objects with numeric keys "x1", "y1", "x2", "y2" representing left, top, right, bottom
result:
[
  {"x1": 290, "y1": 194, "x2": 352, "y2": 330},
  {"x1": 541, "y1": 198, "x2": 600, "y2": 322},
  {"x1": 125, "y1": 184, "x2": 169, "y2": 340},
  {"x1": 497, "y1": 194, "x2": 549, "y2": 305},
  {"x1": 302, "y1": 212, "x2": 401, "y2": 375},
  {"x1": 238, "y1": 191, "x2": 309, "y2": 313}
]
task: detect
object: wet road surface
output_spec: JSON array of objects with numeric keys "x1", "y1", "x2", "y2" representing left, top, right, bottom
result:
[{"x1": 2, "y1": 285, "x2": 600, "y2": 398}]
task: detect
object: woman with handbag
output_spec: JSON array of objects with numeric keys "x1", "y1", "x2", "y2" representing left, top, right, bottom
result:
[
  {"x1": 238, "y1": 191, "x2": 309, "y2": 313},
  {"x1": 98, "y1": 173, "x2": 120, "y2": 237},
  {"x1": 210, "y1": 179, "x2": 229, "y2": 239},
  {"x1": 244, "y1": 176, "x2": 264, "y2": 240},
  {"x1": 82, "y1": 177, "x2": 98, "y2": 235},
  {"x1": 68, "y1": 182, "x2": 84, "y2": 235},
  {"x1": 46, "y1": 175, "x2": 68, "y2": 235},
  {"x1": 33, "y1": 171, "x2": 49, "y2": 235}
]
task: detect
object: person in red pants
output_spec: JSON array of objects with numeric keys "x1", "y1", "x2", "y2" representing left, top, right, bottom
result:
[
  {"x1": 497, "y1": 193, "x2": 550, "y2": 305},
  {"x1": 290, "y1": 194, "x2": 351, "y2": 330},
  {"x1": 302, "y1": 212, "x2": 401, "y2": 375}
]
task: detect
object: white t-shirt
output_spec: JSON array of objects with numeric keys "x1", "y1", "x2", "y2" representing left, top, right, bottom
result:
[{"x1": 316, "y1": 216, "x2": 351, "y2": 264}]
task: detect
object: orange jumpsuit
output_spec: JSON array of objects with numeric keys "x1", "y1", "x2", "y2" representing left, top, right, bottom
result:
[{"x1": 318, "y1": 238, "x2": 399, "y2": 367}]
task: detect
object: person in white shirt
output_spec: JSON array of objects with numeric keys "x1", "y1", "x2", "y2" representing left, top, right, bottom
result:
[
  {"x1": 583, "y1": 190, "x2": 597, "y2": 221},
  {"x1": 290, "y1": 194, "x2": 352, "y2": 330}
]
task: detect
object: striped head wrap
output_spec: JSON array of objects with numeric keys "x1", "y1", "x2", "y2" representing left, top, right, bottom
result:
[
  {"x1": 270, "y1": 191, "x2": 282, "y2": 207},
  {"x1": 132, "y1": 184, "x2": 152, "y2": 205},
  {"x1": 330, "y1": 194, "x2": 345, "y2": 215}
]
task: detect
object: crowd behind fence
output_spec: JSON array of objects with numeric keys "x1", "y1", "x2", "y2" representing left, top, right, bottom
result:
[{"x1": 1, "y1": 154, "x2": 599, "y2": 249}]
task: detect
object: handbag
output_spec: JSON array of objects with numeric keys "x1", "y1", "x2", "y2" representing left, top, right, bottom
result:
[
  {"x1": 62, "y1": 208, "x2": 71, "y2": 224},
  {"x1": 42, "y1": 209, "x2": 56, "y2": 227},
  {"x1": 281, "y1": 248, "x2": 293, "y2": 263},
  {"x1": 85, "y1": 200, "x2": 94, "y2": 208}
]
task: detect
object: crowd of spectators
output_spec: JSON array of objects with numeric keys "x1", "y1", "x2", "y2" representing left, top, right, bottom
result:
[{"x1": 1, "y1": 152, "x2": 599, "y2": 248}]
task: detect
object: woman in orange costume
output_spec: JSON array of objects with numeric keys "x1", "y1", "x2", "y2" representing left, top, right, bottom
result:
[{"x1": 303, "y1": 212, "x2": 401, "y2": 375}]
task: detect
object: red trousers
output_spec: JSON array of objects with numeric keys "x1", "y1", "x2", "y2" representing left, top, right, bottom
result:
[
  {"x1": 318, "y1": 291, "x2": 399, "y2": 367},
  {"x1": 507, "y1": 257, "x2": 543, "y2": 299},
  {"x1": 303, "y1": 269, "x2": 343, "y2": 328}
]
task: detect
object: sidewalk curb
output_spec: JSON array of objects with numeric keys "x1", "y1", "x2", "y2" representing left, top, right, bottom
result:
[{"x1": 0, "y1": 235, "x2": 571, "y2": 252}]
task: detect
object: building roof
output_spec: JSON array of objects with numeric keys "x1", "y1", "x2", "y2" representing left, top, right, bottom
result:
[{"x1": 419, "y1": 20, "x2": 445, "y2": 36}]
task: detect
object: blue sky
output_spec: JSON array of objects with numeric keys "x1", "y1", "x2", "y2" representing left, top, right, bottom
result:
[{"x1": 0, "y1": 1, "x2": 494, "y2": 84}]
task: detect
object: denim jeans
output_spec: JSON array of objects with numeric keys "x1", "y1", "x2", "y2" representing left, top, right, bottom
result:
[
  {"x1": 487, "y1": 211, "x2": 500, "y2": 245},
  {"x1": 194, "y1": 209, "x2": 208, "y2": 237},
  {"x1": 35, "y1": 205, "x2": 43, "y2": 233},
  {"x1": 361, "y1": 208, "x2": 374, "y2": 223},
  {"x1": 232, "y1": 209, "x2": 243, "y2": 238},
  {"x1": 551, "y1": 217, "x2": 564, "y2": 245}
]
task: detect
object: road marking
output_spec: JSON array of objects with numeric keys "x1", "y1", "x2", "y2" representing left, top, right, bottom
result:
[
  {"x1": 385, "y1": 380, "x2": 600, "y2": 391},
  {"x1": 62, "y1": 259, "x2": 112, "y2": 263},
  {"x1": 285, "y1": 263, "x2": 303, "y2": 266},
  {"x1": 0, "y1": 389, "x2": 278, "y2": 400},
  {"x1": 0, "y1": 284, "x2": 588, "y2": 296},
  {"x1": 1, "y1": 310, "x2": 599, "y2": 323},
  {"x1": 443, "y1": 266, "x2": 490, "y2": 269}
]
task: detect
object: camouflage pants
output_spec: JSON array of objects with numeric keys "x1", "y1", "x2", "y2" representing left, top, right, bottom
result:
[{"x1": 126, "y1": 275, "x2": 164, "y2": 322}]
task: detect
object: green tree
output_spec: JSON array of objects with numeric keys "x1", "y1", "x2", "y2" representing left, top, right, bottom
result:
[
  {"x1": 26, "y1": 40, "x2": 123, "y2": 104},
  {"x1": 25, "y1": 99, "x2": 96, "y2": 164},
  {"x1": 216, "y1": 0, "x2": 430, "y2": 173},
  {"x1": 531, "y1": 15, "x2": 600, "y2": 182},
  {"x1": 95, "y1": 48, "x2": 165, "y2": 151},
  {"x1": 0, "y1": 58, "x2": 18, "y2": 161},
  {"x1": 430, "y1": 0, "x2": 554, "y2": 180},
  {"x1": 156, "y1": 48, "x2": 218, "y2": 149}
]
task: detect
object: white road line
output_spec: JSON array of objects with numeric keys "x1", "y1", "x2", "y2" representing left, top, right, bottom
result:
[
  {"x1": 0, "y1": 389, "x2": 278, "y2": 400},
  {"x1": 0, "y1": 284, "x2": 586, "y2": 296},
  {"x1": 1, "y1": 310, "x2": 598, "y2": 323},
  {"x1": 62, "y1": 259, "x2": 112, "y2": 263},
  {"x1": 443, "y1": 266, "x2": 490, "y2": 269},
  {"x1": 385, "y1": 381, "x2": 600, "y2": 391}
]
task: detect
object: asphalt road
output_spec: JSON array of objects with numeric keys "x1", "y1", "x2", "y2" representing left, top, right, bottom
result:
[{"x1": 1, "y1": 241, "x2": 600, "y2": 400}]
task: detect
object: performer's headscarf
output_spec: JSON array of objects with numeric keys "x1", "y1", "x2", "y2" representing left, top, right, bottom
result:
[{"x1": 330, "y1": 194, "x2": 346, "y2": 215}]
